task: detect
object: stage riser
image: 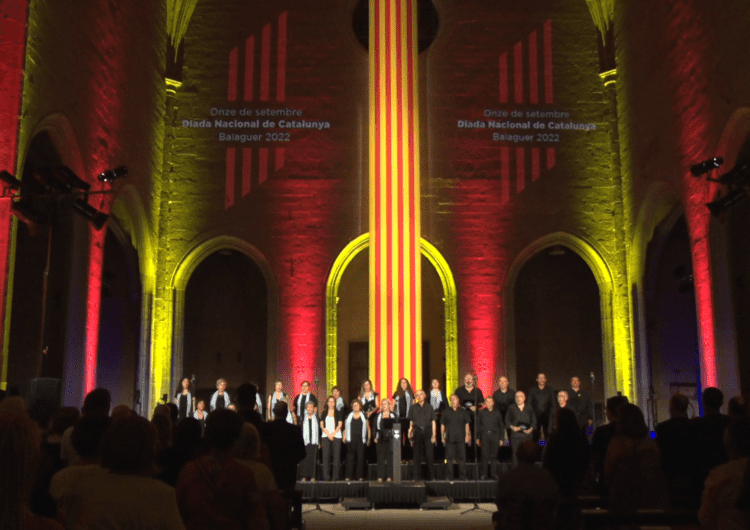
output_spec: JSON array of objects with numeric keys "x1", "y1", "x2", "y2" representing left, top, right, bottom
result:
[
  {"x1": 298, "y1": 461, "x2": 515, "y2": 481},
  {"x1": 297, "y1": 479, "x2": 499, "y2": 503}
]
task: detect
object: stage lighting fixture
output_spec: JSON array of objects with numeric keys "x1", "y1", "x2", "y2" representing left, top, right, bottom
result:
[
  {"x1": 35, "y1": 166, "x2": 91, "y2": 194},
  {"x1": 690, "y1": 157, "x2": 723, "y2": 176},
  {"x1": 11, "y1": 199, "x2": 48, "y2": 233},
  {"x1": 0, "y1": 170, "x2": 22, "y2": 190},
  {"x1": 98, "y1": 166, "x2": 128, "y2": 182},
  {"x1": 72, "y1": 197, "x2": 109, "y2": 230},
  {"x1": 706, "y1": 187, "x2": 748, "y2": 217}
]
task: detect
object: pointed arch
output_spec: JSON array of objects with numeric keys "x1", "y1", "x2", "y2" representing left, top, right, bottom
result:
[
  {"x1": 506, "y1": 232, "x2": 626, "y2": 400},
  {"x1": 325, "y1": 234, "x2": 459, "y2": 393}
]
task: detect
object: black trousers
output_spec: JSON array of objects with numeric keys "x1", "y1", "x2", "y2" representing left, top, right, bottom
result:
[
  {"x1": 479, "y1": 431, "x2": 501, "y2": 479},
  {"x1": 412, "y1": 428, "x2": 434, "y2": 480},
  {"x1": 510, "y1": 431, "x2": 532, "y2": 466},
  {"x1": 320, "y1": 438, "x2": 342, "y2": 481},
  {"x1": 345, "y1": 439, "x2": 366, "y2": 479},
  {"x1": 376, "y1": 437, "x2": 393, "y2": 480},
  {"x1": 300, "y1": 444, "x2": 318, "y2": 479},
  {"x1": 444, "y1": 440, "x2": 467, "y2": 480}
]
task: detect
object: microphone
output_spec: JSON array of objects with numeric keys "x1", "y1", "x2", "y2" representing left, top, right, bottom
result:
[
  {"x1": 690, "y1": 157, "x2": 723, "y2": 176},
  {"x1": 590, "y1": 372, "x2": 595, "y2": 384}
]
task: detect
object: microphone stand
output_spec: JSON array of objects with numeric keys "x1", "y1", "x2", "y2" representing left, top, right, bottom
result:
[{"x1": 462, "y1": 377, "x2": 492, "y2": 515}]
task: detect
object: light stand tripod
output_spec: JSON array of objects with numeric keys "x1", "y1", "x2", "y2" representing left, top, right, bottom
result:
[{"x1": 462, "y1": 376, "x2": 492, "y2": 515}]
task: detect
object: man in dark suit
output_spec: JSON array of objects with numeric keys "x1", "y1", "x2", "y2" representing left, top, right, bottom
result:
[
  {"x1": 691, "y1": 387, "x2": 731, "y2": 495},
  {"x1": 528, "y1": 373, "x2": 555, "y2": 441},
  {"x1": 267, "y1": 400, "x2": 306, "y2": 492}
]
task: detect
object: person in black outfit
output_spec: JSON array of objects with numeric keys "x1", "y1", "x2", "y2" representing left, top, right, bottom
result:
[
  {"x1": 491, "y1": 376, "x2": 515, "y2": 422},
  {"x1": 408, "y1": 389, "x2": 437, "y2": 480},
  {"x1": 344, "y1": 400, "x2": 370, "y2": 480},
  {"x1": 393, "y1": 378, "x2": 415, "y2": 461},
  {"x1": 293, "y1": 381, "x2": 318, "y2": 424},
  {"x1": 441, "y1": 394, "x2": 471, "y2": 480},
  {"x1": 374, "y1": 398, "x2": 395, "y2": 481},
  {"x1": 267, "y1": 400, "x2": 306, "y2": 492},
  {"x1": 299, "y1": 401, "x2": 320, "y2": 481},
  {"x1": 528, "y1": 373, "x2": 555, "y2": 441},
  {"x1": 477, "y1": 396, "x2": 504, "y2": 479},
  {"x1": 506, "y1": 390, "x2": 536, "y2": 466},
  {"x1": 428, "y1": 378, "x2": 448, "y2": 414},
  {"x1": 455, "y1": 372, "x2": 485, "y2": 412},
  {"x1": 173, "y1": 377, "x2": 195, "y2": 423},
  {"x1": 319, "y1": 396, "x2": 344, "y2": 481},
  {"x1": 568, "y1": 376, "x2": 594, "y2": 433}
]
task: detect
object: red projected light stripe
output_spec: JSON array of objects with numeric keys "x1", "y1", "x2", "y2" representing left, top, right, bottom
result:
[
  {"x1": 514, "y1": 41, "x2": 523, "y2": 104},
  {"x1": 242, "y1": 148, "x2": 252, "y2": 197},
  {"x1": 547, "y1": 147, "x2": 555, "y2": 169},
  {"x1": 501, "y1": 147, "x2": 510, "y2": 204},
  {"x1": 259, "y1": 148, "x2": 268, "y2": 184},
  {"x1": 373, "y1": 0, "x2": 382, "y2": 394},
  {"x1": 277, "y1": 12, "x2": 287, "y2": 102},
  {"x1": 516, "y1": 147, "x2": 525, "y2": 193},
  {"x1": 407, "y1": 0, "x2": 418, "y2": 388},
  {"x1": 228, "y1": 47, "x2": 238, "y2": 101},
  {"x1": 244, "y1": 36, "x2": 254, "y2": 101},
  {"x1": 396, "y1": 1, "x2": 405, "y2": 387},
  {"x1": 225, "y1": 148, "x2": 236, "y2": 208},
  {"x1": 532, "y1": 148, "x2": 540, "y2": 181},
  {"x1": 260, "y1": 23, "x2": 271, "y2": 101},
  {"x1": 385, "y1": 0, "x2": 393, "y2": 392},
  {"x1": 544, "y1": 19, "x2": 553, "y2": 104},
  {"x1": 275, "y1": 148, "x2": 285, "y2": 171},
  {"x1": 499, "y1": 53, "x2": 508, "y2": 103},
  {"x1": 528, "y1": 31, "x2": 538, "y2": 104}
]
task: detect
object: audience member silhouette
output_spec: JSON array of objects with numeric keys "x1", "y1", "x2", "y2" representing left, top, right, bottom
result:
[
  {"x1": 604, "y1": 403, "x2": 669, "y2": 515},
  {"x1": 267, "y1": 400, "x2": 306, "y2": 492},
  {"x1": 496, "y1": 439, "x2": 559, "y2": 530},
  {"x1": 691, "y1": 387, "x2": 731, "y2": 492},
  {"x1": 542, "y1": 407, "x2": 589, "y2": 530},
  {"x1": 0, "y1": 410, "x2": 64, "y2": 530},
  {"x1": 233, "y1": 422, "x2": 288, "y2": 530},
  {"x1": 58, "y1": 414, "x2": 184, "y2": 529},
  {"x1": 60, "y1": 388, "x2": 111, "y2": 467},
  {"x1": 176, "y1": 408, "x2": 265, "y2": 529},
  {"x1": 699, "y1": 415, "x2": 750, "y2": 530},
  {"x1": 591, "y1": 394, "x2": 628, "y2": 494},
  {"x1": 655, "y1": 393, "x2": 701, "y2": 511}
]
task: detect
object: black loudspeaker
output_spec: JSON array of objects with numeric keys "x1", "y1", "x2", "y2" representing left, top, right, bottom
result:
[{"x1": 29, "y1": 377, "x2": 61, "y2": 409}]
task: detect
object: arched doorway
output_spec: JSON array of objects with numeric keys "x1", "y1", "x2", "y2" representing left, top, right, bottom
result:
[
  {"x1": 643, "y1": 213, "x2": 701, "y2": 424},
  {"x1": 96, "y1": 222, "x2": 142, "y2": 409},
  {"x1": 513, "y1": 245, "x2": 605, "y2": 411},
  {"x1": 326, "y1": 235, "x2": 458, "y2": 400},
  {"x1": 182, "y1": 249, "x2": 268, "y2": 406}
]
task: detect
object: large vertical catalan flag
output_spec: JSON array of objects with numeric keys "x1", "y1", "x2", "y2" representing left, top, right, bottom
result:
[{"x1": 369, "y1": 0, "x2": 421, "y2": 399}]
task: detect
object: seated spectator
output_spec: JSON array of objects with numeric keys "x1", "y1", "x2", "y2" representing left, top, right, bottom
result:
[
  {"x1": 57, "y1": 415, "x2": 184, "y2": 529},
  {"x1": 0, "y1": 410, "x2": 63, "y2": 530},
  {"x1": 234, "y1": 422, "x2": 288, "y2": 530},
  {"x1": 728, "y1": 395, "x2": 748, "y2": 418},
  {"x1": 157, "y1": 417, "x2": 204, "y2": 487},
  {"x1": 604, "y1": 403, "x2": 669, "y2": 515},
  {"x1": 176, "y1": 409, "x2": 266, "y2": 530},
  {"x1": 49, "y1": 415, "x2": 110, "y2": 501},
  {"x1": 698, "y1": 416, "x2": 750, "y2": 530},
  {"x1": 655, "y1": 393, "x2": 701, "y2": 511},
  {"x1": 496, "y1": 439, "x2": 559, "y2": 530}
]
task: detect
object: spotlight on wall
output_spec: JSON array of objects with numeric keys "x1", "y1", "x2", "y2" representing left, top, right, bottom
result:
[
  {"x1": 692, "y1": 157, "x2": 750, "y2": 217},
  {"x1": 98, "y1": 166, "x2": 128, "y2": 182},
  {"x1": 0, "y1": 170, "x2": 22, "y2": 191},
  {"x1": 72, "y1": 197, "x2": 109, "y2": 230},
  {"x1": 690, "y1": 157, "x2": 723, "y2": 176}
]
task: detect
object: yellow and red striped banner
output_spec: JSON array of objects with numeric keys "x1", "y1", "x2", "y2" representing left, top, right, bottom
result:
[{"x1": 369, "y1": 0, "x2": 421, "y2": 399}]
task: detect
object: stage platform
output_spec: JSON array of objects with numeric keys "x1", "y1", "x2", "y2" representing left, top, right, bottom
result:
[{"x1": 296, "y1": 478, "x2": 498, "y2": 508}]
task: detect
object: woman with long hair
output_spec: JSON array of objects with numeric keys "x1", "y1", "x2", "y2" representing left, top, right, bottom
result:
[
  {"x1": 319, "y1": 396, "x2": 344, "y2": 481},
  {"x1": 358, "y1": 379, "x2": 380, "y2": 418},
  {"x1": 0, "y1": 411, "x2": 63, "y2": 530},
  {"x1": 174, "y1": 377, "x2": 195, "y2": 423},
  {"x1": 267, "y1": 381, "x2": 288, "y2": 421}
]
